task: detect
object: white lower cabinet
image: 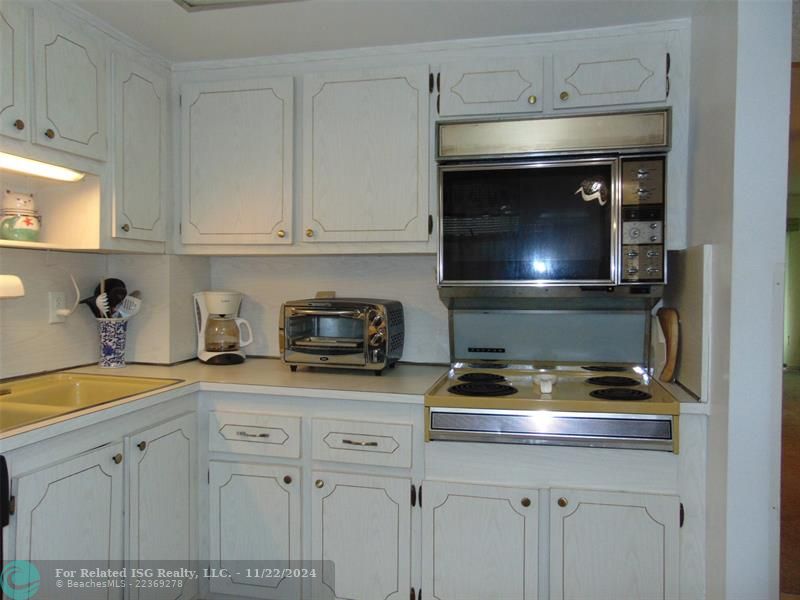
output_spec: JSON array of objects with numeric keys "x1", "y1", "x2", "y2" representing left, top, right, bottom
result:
[
  {"x1": 311, "y1": 471, "x2": 412, "y2": 600},
  {"x1": 549, "y1": 488, "x2": 679, "y2": 600},
  {"x1": 127, "y1": 413, "x2": 196, "y2": 600},
  {"x1": 13, "y1": 442, "x2": 125, "y2": 600},
  {"x1": 421, "y1": 481, "x2": 539, "y2": 600},
  {"x1": 209, "y1": 461, "x2": 302, "y2": 599}
]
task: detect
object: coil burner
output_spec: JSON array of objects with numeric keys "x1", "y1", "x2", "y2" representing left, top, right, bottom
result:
[
  {"x1": 457, "y1": 373, "x2": 507, "y2": 383},
  {"x1": 589, "y1": 388, "x2": 653, "y2": 401},
  {"x1": 448, "y1": 383, "x2": 518, "y2": 397},
  {"x1": 586, "y1": 376, "x2": 640, "y2": 387}
]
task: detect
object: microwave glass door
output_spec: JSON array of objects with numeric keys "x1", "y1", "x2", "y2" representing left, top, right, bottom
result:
[
  {"x1": 285, "y1": 309, "x2": 366, "y2": 361},
  {"x1": 440, "y1": 159, "x2": 617, "y2": 285}
]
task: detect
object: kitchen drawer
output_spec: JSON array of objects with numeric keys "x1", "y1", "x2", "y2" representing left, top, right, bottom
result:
[
  {"x1": 209, "y1": 411, "x2": 301, "y2": 458},
  {"x1": 312, "y1": 418, "x2": 412, "y2": 468}
]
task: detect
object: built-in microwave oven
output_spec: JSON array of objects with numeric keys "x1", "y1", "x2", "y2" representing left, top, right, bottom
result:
[{"x1": 436, "y1": 109, "x2": 670, "y2": 296}]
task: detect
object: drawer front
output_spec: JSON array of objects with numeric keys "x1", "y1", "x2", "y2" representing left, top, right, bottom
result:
[
  {"x1": 312, "y1": 418, "x2": 412, "y2": 468},
  {"x1": 209, "y1": 411, "x2": 301, "y2": 458}
]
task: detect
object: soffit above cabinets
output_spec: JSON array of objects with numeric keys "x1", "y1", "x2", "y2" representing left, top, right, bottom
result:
[{"x1": 73, "y1": 0, "x2": 695, "y2": 62}]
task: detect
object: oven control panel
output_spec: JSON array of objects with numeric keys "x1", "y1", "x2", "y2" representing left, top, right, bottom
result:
[{"x1": 620, "y1": 157, "x2": 666, "y2": 283}]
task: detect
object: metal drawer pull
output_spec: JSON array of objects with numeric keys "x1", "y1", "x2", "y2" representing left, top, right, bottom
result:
[
  {"x1": 237, "y1": 430, "x2": 270, "y2": 438},
  {"x1": 341, "y1": 439, "x2": 379, "y2": 447}
]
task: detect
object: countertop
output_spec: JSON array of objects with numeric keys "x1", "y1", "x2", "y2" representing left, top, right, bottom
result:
[
  {"x1": 0, "y1": 359, "x2": 447, "y2": 447},
  {"x1": 68, "y1": 358, "x2": 447, "y2": 398}
]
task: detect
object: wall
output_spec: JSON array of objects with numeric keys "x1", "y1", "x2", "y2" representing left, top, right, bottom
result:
[
  {"x1": 726, "y1": 1, "x2": 791, "y2": 596},
  {"x1": 0, "y1": 249, "x2": 210, "y2": 379},
  {"x1": 687, "y1": 2, "x2": 738, "y2": 598},
  {"x1": 210, "y1": 254, "x2": 449, "y2": 364},
  {"x1": 0, "y1": 248, "x2": 107, "y2": 379}
]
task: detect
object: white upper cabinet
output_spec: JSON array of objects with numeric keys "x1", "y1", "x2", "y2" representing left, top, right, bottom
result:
[
  {"x1": 438, "y1": 58, "x2": 544, "y2": 116},
  {"x1": 422, "y1": 481, "x2": 539, "y2": 600},
  {"x1": 549, "y1": 488, "x2": 679, "y2": 600},
  {"x1": 552, "y1": 43, "x2": 668, "y2": 109},
  {"x1": 32, "y1": 8, "x2": 107, "y2": 160},
  {"x1": 302, "y1": 66, "x2": 430, "y2": 243},
  {"x1": 113, "y1": 54, "x2": 168, "y2": 242},
  {"x1": 181, "y1": 77, "x2": 293, "y2": 245},
  {"x1": 0, "y1": 3, "x2": 29, "y2": 141}
]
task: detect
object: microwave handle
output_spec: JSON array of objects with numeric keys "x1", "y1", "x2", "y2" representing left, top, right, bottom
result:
[{"x1": 289, "y1": 308, "x2": 364, "y2": 319}]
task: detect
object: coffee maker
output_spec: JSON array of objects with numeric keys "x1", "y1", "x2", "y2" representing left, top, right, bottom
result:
[{"x1": 194, "y1": 291, "x2": 254, "y2": 365}]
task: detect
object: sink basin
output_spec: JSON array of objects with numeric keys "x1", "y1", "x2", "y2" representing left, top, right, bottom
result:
[{"x1": 0, "y1": 373, "x2": 183, "y2": 433}]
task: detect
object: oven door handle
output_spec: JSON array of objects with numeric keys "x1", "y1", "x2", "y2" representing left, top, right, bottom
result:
[{"x1": 289, "y1": 309, "x2": 364, "y2": 319}]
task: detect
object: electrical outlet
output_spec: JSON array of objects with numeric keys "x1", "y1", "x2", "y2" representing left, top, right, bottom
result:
[{"x1": 49, "y1": 291, "x2": 66, "y2": 324}]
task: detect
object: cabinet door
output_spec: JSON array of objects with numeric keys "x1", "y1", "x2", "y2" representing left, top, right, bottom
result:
[
  {"x1": 302, "y1": 66, "x2": 430, "y2": 243},
  {"x1": 128, "y1": 413, "x2": 196, "y2": 600},
  {"x1": 13, "y1": 443, "x2": 124, "y2": 600},
  {"x1": 113, "y1": 55, "x2": 168, "y2": 242},
  {"x1": 311, "y1": 471, "x2": 411, "y2": 600},
  {"x1": 549, "y1": 488, "x2": 679, "y2": 600},
  {"x1": 32, "y1": 9, "x2": 107, "y2": 160},
  {"x1": 209, "y1": 462, "x2": 301, "y2": 599},
  {"x1": 553, "y1": 44, "x2": 668, "y2": 109},
  {"x1": 181, "y1": 77, "x2": 293, "y2": 245},
  {"x1": 439, "y1": 58, "x2": 544, "y2": 116},
  {"x1": 0, "y1": 3, "x2": 29, "y2": 141},
  {"x1": 422, "y1": 481, "x2": 539, "y2": 600}
]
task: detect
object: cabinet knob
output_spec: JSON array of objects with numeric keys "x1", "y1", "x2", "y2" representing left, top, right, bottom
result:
[
  {"x1": 13, "y1": 119, "x2": 24, "y2": 131},
  {"x1": 305, "y1": 228, "x2": 314, "y2": 238},
  {"x1": 557, "y1": 497, "x2": 568, "y2": 507},
  {"x1": 283, "y1": 475, "x2": 292, "y2": 485},
  {"x1": 521, "y1": 497, "x2": 531, "y2": 507},
  {"x1": 559, "y1": 91, "x2": 570, "y2": 101},
  {"x1": 315, "y1": 479, "x2": 324, "y2": 488},
  {"x1": 277, "y1": 229, "x2": 286, "y2": 238},
  {"x1": 44, "y1": 128, "x2": 55, "y2": 139},
  {"x1": 112, "y1": 453, "x2": 123, "y2": 464},
  {"x1": 137, "y1": 441, "x2": 146, "y2": 451},
  {"x1": 527, "y1": 95, "x2": 537, "y2": 105},
  {"x1": 121, "y1": 224, "x2": 130, "y2": 232}
]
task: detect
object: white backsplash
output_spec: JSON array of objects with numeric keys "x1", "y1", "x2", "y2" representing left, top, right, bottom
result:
[
  {"x1": 210, "y1": 254, "x2": 449, "y2": 364},
  {"x1": 0, "y1": 248, "x2": 108, "y2": 379},
  {"x1": 0, "y1": 249, "x2": 211, "y2": 379}
]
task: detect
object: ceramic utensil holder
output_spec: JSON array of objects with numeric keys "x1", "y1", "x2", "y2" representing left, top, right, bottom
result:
[{"x1": 97, "y1": 318, "x2": 128, "y2": 368}]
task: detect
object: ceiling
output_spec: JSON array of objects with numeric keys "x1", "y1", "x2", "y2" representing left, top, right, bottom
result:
[{"x1": 74, "y1": 0, "x2": 696, "y2": 63}]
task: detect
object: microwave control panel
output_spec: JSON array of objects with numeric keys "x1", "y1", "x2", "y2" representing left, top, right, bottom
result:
[{"x1": 620, "y1": 156, "x2": 666, "y2": 283}]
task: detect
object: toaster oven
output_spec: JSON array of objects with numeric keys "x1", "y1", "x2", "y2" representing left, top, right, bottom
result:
[{"x1": 279, "y1": 299, "x2": 405, "y2": 374}]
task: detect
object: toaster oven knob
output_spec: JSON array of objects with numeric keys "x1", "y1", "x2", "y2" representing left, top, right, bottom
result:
[
  {"x1": 646, "y1": 249, "x2": 660, "y2": 258},
  {"x1": 371, "y1": 314, "x2": 384, "y2": 328},
  {"x1": 626, "y1": 250, "x2": 639, "y2": 258},
  {"x1": 627, "y1": 267, "x2": 639, "y2": 275},
  {"x1": 636, "y1": 169, "x2": 650, "y2": 179},
  {"x1": 370, "y1": 332, "x2": 385, "y2": 346},
  {"x1": 650, "y1": 235, "x2": 659, "y2": 242}
]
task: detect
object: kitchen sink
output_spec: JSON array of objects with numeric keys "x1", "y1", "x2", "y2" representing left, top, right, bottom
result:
[{"x1": 0, "y1": 373, "x2": 183, "y2": 433}]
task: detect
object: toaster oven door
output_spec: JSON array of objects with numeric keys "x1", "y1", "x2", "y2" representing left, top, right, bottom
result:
[{"x1": 284, "y1": 308, "x2": 367, "y2": 366}]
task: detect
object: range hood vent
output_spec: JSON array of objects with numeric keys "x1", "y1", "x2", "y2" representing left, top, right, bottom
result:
[{"x1": 175, "y1": 0, "x2": 302, "y2": 11}]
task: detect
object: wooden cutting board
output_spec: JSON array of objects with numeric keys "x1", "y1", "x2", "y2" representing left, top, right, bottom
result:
[{"x1": 657, "y1": 307, "x2": 679, "y2": 382}]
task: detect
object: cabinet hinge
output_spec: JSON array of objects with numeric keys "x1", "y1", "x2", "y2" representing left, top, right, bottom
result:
[
  {"x1": 411, "y1": 484, "x2": 416, "y2": 507},
  {"x1": 428, "y1": 215, "x2": 433, "y2": 236},
  {"x1": 8, "y1": 495, "x2": 15, "y2": 516},
  {"x1": 419, "y1": 484, "x2": 422, "y2": 507},
  {"x1": 207, "y1": 469, "x2": 210, "y2": 484},
  {"x1": 436, "y1": 72, "x2": 440, "y2": 92},
  {"x1": 429, "y1": 73, "x2": 434, "y2": 93},
  {"x1": 410, "y1": 586, "x2": 416, "y2": 600},
  {"x1": 179, "y1": 223, "x2": 182, "y2": 235},
  {"x1": 436, "y1": 94, "x2": 440, "y2": 115},
  {"x1": 665, "y1": 53, "x2": 671, "y2": 98},
  {"x1": 679, "y1": 502, "x2": 685, "y2": 528},
  {"x1": 179, "y1": 95, "x2": 183, "y2": 107},
  {"x1": 418, "y1": 587, "x2": 422, "y2": 600}
]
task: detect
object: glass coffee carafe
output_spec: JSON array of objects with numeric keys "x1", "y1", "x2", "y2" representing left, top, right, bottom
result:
[{"x1": 205, "y1": 316, "x2": 252, "y2": 352}]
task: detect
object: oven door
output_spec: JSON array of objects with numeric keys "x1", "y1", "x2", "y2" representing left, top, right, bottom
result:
[
  {"x1": 284, "y1": 307, "x2": 367, "y2": 366},
  {"x1": 438, "y1": 157, "x2": 619, "y2": 287}
]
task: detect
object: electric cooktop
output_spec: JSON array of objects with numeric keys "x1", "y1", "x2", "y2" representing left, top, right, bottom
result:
[{"x1": 424, "y1": 362, "x2": 680, "y2": 452}]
